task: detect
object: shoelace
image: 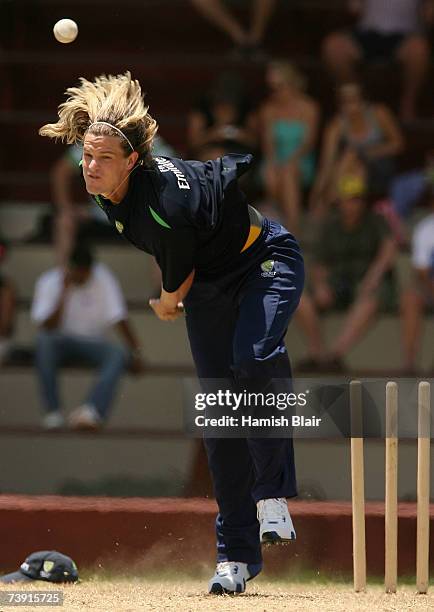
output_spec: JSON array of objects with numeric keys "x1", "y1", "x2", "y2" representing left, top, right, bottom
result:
[
  {"x1": 257, "y1": 497, "x2": 287, "y2": 522},
  {"x1": 215, "y1": 561, "x2": 240, "y2": 576}
]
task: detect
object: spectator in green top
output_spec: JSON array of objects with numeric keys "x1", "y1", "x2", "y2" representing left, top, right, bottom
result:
[{"x1": 295, "y1": 176, "x2": 397, "y2": 371}]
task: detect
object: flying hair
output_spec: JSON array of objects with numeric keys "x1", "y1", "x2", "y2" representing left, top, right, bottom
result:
[{"x1": 39, "y1": 72, "x2": 158, "y2": 163}]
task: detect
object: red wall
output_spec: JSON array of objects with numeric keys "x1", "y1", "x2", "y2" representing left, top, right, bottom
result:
[{"x1": 0, "y1": 496, "x2": 433, "y2": 579}]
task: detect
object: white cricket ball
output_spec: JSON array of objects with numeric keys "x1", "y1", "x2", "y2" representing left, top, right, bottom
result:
[{"x1": 53, "y1": 19, "x2": 78, "y2": 44}]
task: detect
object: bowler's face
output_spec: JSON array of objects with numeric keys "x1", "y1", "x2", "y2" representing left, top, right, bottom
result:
[{"x1": 82, "y1": 134, "x2": 131, "y2": 198}]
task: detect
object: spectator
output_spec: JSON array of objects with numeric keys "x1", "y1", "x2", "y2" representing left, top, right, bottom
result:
[
  {"x1": 309, "y1": 82, "x2": 403, "y2": 218},
  {"x1": 190, "y1": 0, "x2": 276, "y2": 58},
  {"x1": 187, "y1": 71, "x2": 257, "y2": 160},
  {"x1": 322, "y1": 0, "x2": 433, "y2": 121},
  {"x1": 400, "y1": 195, "x2": 434, "y2": 373},
  {"x1": 260, "y1": 61, "x2": 319, "y2": 233},
  {"x1": 0, "y1": 238, "x2": 16, "y2": 365},
  {"x1": 31, "y1": 243, "x2": 144, "y2": 430},
  {"x1": 296, "y1": 182, "x2": 397, "y2": 371},
  {"x1": 389, "y1": 149, "x2": 434, "y2": 219}
]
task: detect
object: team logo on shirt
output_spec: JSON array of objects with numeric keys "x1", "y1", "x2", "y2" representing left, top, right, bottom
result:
[
  {"x1": 43, "y1": 561, "x2": 55, "y2": 574},
  {"x1": 115, "y1": 221, "x2": 124, "y2": 234},
  {"x1": 260, "y1": 260, "x2": 276, "y2": 278}
]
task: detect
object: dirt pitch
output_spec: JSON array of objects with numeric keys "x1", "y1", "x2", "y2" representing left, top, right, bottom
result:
[{"x1": 1, "y1": 576, "x2": 434, "y2": 611}]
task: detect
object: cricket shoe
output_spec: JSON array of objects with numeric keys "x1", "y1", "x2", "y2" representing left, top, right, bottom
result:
[
  {"x1": 42, "y1": 411, "x2": 65, "y2": 430},
  {"x1": 208, "y1": 561, "x2": 261, "y2": 595},
  {"x1": 68, "y1": 404, "x2": 102, "y2": 431},
  {"x1": 257, "y1": 498, "x2": 296, "y2": 545}
]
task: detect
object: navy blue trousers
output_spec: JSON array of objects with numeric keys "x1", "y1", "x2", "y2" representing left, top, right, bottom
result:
[{"x1": 184, "y1": 219, "x2": 304, "y2": 566}]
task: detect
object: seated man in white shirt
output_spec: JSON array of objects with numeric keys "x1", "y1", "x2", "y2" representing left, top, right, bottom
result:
[
  {"x1": 31, "y1": 244, "x2": 144, "y2": 429},
  {"x1": 400, "y1": 197, "x2": 434, "y2": 373}
]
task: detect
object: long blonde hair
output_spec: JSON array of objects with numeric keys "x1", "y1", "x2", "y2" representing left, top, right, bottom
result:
[{"x1": 39, "y1": 72, "x2": 158, "y2": 163}]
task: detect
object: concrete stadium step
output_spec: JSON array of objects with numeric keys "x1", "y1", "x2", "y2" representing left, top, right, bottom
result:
[
  {"x1": 2, "y1": 243, "x2": 416, "y2": 302},
  {"x1": 0, "y1": 435, "x2": 431, "y2": 502},
  {"x1": 0, "y1": 203, "x2": 49, "y2": 241},
  {"x1": 0, "y1": 371, "x2": 189, "y2": 427},
  {"x1": 291, "y1": 316, "x2": 433, "y2": 372},
  {"x1": 0, "y1": 436, "x2": 194, "y2": 496},
  {"x1": 12, "y1": 310, "x2": 193, "y2": 365},
  {"x1": 4, "y1": 242, "x2": 434, "y2": 372},
  {"x1": 3, "y1": 244, "x2": 158, "y2": 302},
  {"x1": 295, "y1": 439, "x2": 433, "y2": 504},
  {"x1": 7, "y1": 304, "x2": 434, "y2": 373},
  {"x1": 2, "y1": 240, "x2": 432, "y2": 371}
]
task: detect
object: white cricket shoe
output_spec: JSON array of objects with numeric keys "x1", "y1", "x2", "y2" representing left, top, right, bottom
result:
[
  {"x1": 68, "y1": 404, "x2": 102, "y2": 430},
  {"x1": 42, "y1": 412, "x2": 65, "y2": 430},
  {"x1": 208, "y1": 561, "x2": 260, "y2": 595},
  {"x1": 257, "y1": 497, "x2": 296, "y2": 544}
]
